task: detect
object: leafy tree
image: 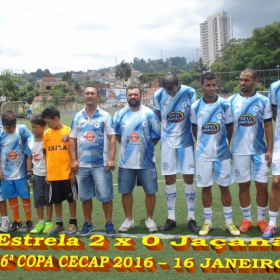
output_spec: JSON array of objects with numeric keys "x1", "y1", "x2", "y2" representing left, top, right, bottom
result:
[
  {"x1": 194, "y1": 57, "x2": 209, "y2": 73},
  {"x1": 115, "y1": 60, "x2": 132, "y2": 86}
]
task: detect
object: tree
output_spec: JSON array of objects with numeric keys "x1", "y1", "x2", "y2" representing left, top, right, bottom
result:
[
  {"x1": 115, "y1": 60, "x2": 132, "y2": 87},
  {"x1": 194, "y1": 57, "x2": 209, "y2": 73}
]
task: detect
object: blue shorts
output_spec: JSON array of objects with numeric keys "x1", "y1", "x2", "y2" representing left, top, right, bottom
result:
[
  {"x1": 76, "y1": 167, "x2": 114, "y2": 203},
  {"x1": 2, "y1": 178, "x2": 30, "y2": 200},
  {"x1": 118, "y1": 168, "x2": 158, "y2": 194}
]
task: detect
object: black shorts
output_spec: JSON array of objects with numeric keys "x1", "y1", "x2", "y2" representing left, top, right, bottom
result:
[
  {"x1": 49, "y1": 180, "x2": 78, "y2": 204},
  {"x1": 33, "y1": 175, "x2": 51, "y2": 208}
]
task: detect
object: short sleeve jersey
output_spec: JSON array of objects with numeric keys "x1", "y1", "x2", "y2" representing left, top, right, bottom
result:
[
  {"x1": 190, "y1": 96, "x2": 232, "y2": 161},
  {"x1": 0, "y1": 124, "x2": 30, "y2": 180},
  {"x1": 153, "y1": 85, "x2": 197, "y2": 148},
  {"x1": 43, "y1": 125, "x2": 71, "y2": 181},
  {"x1": 25, "y1": 135, "x2": 46, "y2": 176},
  {"x1": 114, "y1": 104, "x2": 161, "y2": 169},
  {"x1": 269, "y1": 80, "x2": 280, "y2": 153},
  {"x1": 228, "y1": 92, "x2": 272, "y2": 155},
  {"x1": 70, "y1": 107, "x2": 115, "y2": 168}
]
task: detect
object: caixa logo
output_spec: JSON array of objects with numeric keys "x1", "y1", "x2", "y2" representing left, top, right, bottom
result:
[
  {"x1": 167, "y1": 111, "x2": 185, "y2": 123},
  {"x1": 202, "y1": 122, "x2": 220, "y2": 134},
  {"x1": 238, "y1": 114, "x2": 256, "y2": 126}
]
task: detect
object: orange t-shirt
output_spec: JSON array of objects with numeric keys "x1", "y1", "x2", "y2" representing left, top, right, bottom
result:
[{"x1": 43, "y1": 125, "x2": 71, "y2": 181}]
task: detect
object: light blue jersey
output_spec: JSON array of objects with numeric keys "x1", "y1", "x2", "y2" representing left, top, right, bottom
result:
[
  {"x1": 0, "y1": 124, "x2": 30, "y2": 180},
  {"x1": 228, "y1": 92, "x2": 272, "y2": 155},
  {"x1": 70, "y1": 107, "x2": 115, "y2": 168},
  {"x1": 269, "y1": 80, "x2": 280, "y2": 153},
  {"x1": 153, "y1": 85, "x2": 197, "y2": 148},
  {"x1": 114, "y1": 104, "x2": 161, "y2": 169},
  {"x1": 190, "y1": 96, "x2": 232, "y2": 161}
]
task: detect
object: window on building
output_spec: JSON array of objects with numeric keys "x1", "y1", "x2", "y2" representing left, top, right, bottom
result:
[{"x1": 46, "y1": 86, "x2": 51, "y2": 90}]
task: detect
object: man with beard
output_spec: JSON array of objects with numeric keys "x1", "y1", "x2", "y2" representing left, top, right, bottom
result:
[
  {"x1": 114, "y1": 85, "x2": 161, "y2": 232},
  {"x1": 228, "y1": 68, "x2": 273, "y2": 234}
]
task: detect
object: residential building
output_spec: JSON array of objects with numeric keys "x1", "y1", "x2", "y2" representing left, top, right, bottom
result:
[{"x1": 200, "y1": 11, "x2": 233, "y2": 66}]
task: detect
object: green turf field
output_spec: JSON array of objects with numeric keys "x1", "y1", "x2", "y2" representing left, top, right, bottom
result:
[{"x1": 0, "y1": 115, "x2": 278, "y2": 279}]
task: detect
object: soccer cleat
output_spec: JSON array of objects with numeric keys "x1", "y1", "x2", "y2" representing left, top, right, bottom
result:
[
  {"x1": 239, "y1": 219, "x2": 252, "y2": 233},
  {"x1": 188, "y1": 219, "x2": 201, "y2": 233},
  {"x1": 26, "y1": 220, "x2": 34, "y2": 232},
  {"x1": 119, "y1": 218, "x2": 135, "y2": 232},
  {"x1": 226, "y1": 222, "x2": 240, "y2": 236},
  {"x1": 105, "y1": 222, "x2": 116, "y2": 236},
  {"x1": 262, "y1": 225, "x2": 277, "y2": 239},
  {"x1": 30, "y1": 222, "x2": 45, "y2": 233},
  {"x1": 80, "y1": 222, "x2": 94, "y2": 236},
  {"x1": 8, "y1": 221, "x2": 23, "y2": 232},
  {"x1": 160, "y1": 219, "x2": 176, "y2": 231},
  {"x1": 257, "y1": 219, "x2": 268, "y2": 233},
  {"x1": 43, "y1": 221, "x2": 54, "y2": 233},
  {"x1": 0, "y1": 219, "x2": 10, "y2": 232},
  {"x1": 199, "y1": 223, "x2": 213, "y2": 236},
  {"x1": 48, "y1": 224, "x2": 64, "y2": 235},
  {"x1": 145, "y1": 218, "x2": 158, "y2": 232},
  {"x1": 66, "y1": 224, "x2": 77, "y2": 235}
]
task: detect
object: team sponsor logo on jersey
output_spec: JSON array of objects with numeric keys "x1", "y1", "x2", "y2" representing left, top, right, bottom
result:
[
  {"x1": 202, "y1": 122, "x2": 220, "y2": 134},
  {"x1": 182, "y1": 101, "x2": 188, "y2": 108},
  {"x1": 167, "y1": 111, "x2": 185, "y2": 123},
  {"x1": 84, "y1": 132, "x2": 95, "y2": 142},
  {"x1": 48, "y1": 145, "x2": 67, "y2": 151},
  {"x1": 129, "y1": 132, "x2": 140, "y2": 142},
  {"x1": 197, "y1": 175, "x2": 202, "y2": 182},
  {"x1": 61, "y1": 135, "x2": 69, "y2": 142},
  {"x1": 216, "y1": 113, "x2": 222, "y2": 120},
  {"x1": 238, "y1": 114, "x2": 256, "y2": 126},
  {"x1": 8, "y1": 151, "x2": 17, "y2": 161},
  {"x1": 34, "y1": 153, "x2": 43, "y2": 161},
  {"x1": 272, "y1": 163, "x2": 276, "y2": 170},
  {"x1": 162, "y1": 162, "x2": 169, "y2": 170},
  {"x1": 188, "y1": 163, "x2": 195, "y2": 169}
]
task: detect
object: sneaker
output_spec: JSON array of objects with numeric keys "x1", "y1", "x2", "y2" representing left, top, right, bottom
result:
[
  {"x1": 239, "y1": 219, "x2": 252, "y2": 233},
  {"x1": 66, "y1": 224, "x2": 77, "y2": 235},
  {"x1": 199, "y1": 223, "x2": 213, "y2": 236},
  {"x1": 105, "y1": 222, "x2": 116, "y2": 236},
  {"x1": 119, "y1": 218, "x2": 135, "y2": 232},
  {"x1": 145, "y1": 218, "x2": 158, "y2": 232},
  {"x1": 8, "y1": 221, "x2": 23, "y2": 232},
  {"x1": 188, "y1": 219, "x2": 201, "y2": 233},
  {"x1": 30, "y1": 222, "x2": 45, "y2": 233},
  {"x1": 0, "y1": 219, "x2": 10, "y2": 232},
  {"x1": 43, "y1": 221, "x2": 54, "y2": 233},
  {"x1": 160, "y1": 219, "x2": 176, "y2": 231},
  {"x1": 80, "y1": 222, "x2": 94, "y2": 236},
  {"x1": 226, "y1": 222, "x2": 240, "y2": 236},
  {"x1": 262, "y1": 225, "x2": 277, "y2": 239},
  {"x1": 48, "y1": 224, "x2": 64, "y2": 235},
  {"x1": 257, "y1": 220, "x2": 268, "y2": 233},
  {"x1": 26, "y1": 220, "x2": 34, "y2": 232}
]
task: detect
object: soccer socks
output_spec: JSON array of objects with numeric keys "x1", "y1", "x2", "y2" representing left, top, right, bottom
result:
[
  {"x1": 203, "y1": 207, "x2": 212, "y2": 225},
  {"x1": 223, "y1": 206, "x2": 233, "y2": 224},
  {"x1": 268, "y1": 211, "x2": 278, "y2": 227},
  {"x1": 185, "y1": 183, "x2": 196, "y2": 220},
  {"x1": 257, "y1": 205, "x2": 268, "y2": 221},
  {"x1": 240, "y1": 205, "x2": 252, "y2": 221},
  {"x1": 22, "y1": 198, "x2": 32, "y2": 221},
  {"x1": 166, "y1": 184, "x2": 176, "y2": 221},
  {"x1": 8, "y1": 197, "x2": 21, "y2": 222}
]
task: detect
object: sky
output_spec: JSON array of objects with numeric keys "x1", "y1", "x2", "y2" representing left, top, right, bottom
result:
[{"x1": 0, "y1": 0, "x2": 279, "y2": 74}]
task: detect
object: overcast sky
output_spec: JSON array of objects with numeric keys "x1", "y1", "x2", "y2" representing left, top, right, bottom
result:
[{"x1": 0, "y1": 0, "x2": 279, "y2": 73}]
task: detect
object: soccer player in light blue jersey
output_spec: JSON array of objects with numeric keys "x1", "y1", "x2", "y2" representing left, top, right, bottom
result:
[
  {"x1": 191, "y1": 72, "x2": 239, "y2": 236},
  {"x1": 114, "y1": 85, "x2": 161, "y2": 232},
  {"x1": 263, "y1": 80, "x2": 280, "y2": 238},
  {"x1": 153, "y1": 73, "x2": 200, "y2": 233},
  {"x1": 228, "y1": 68, "x2": 273, "y2": 234},
  {"x1": 70, "y1": 85, "x2": 116, "y2": 236}
]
